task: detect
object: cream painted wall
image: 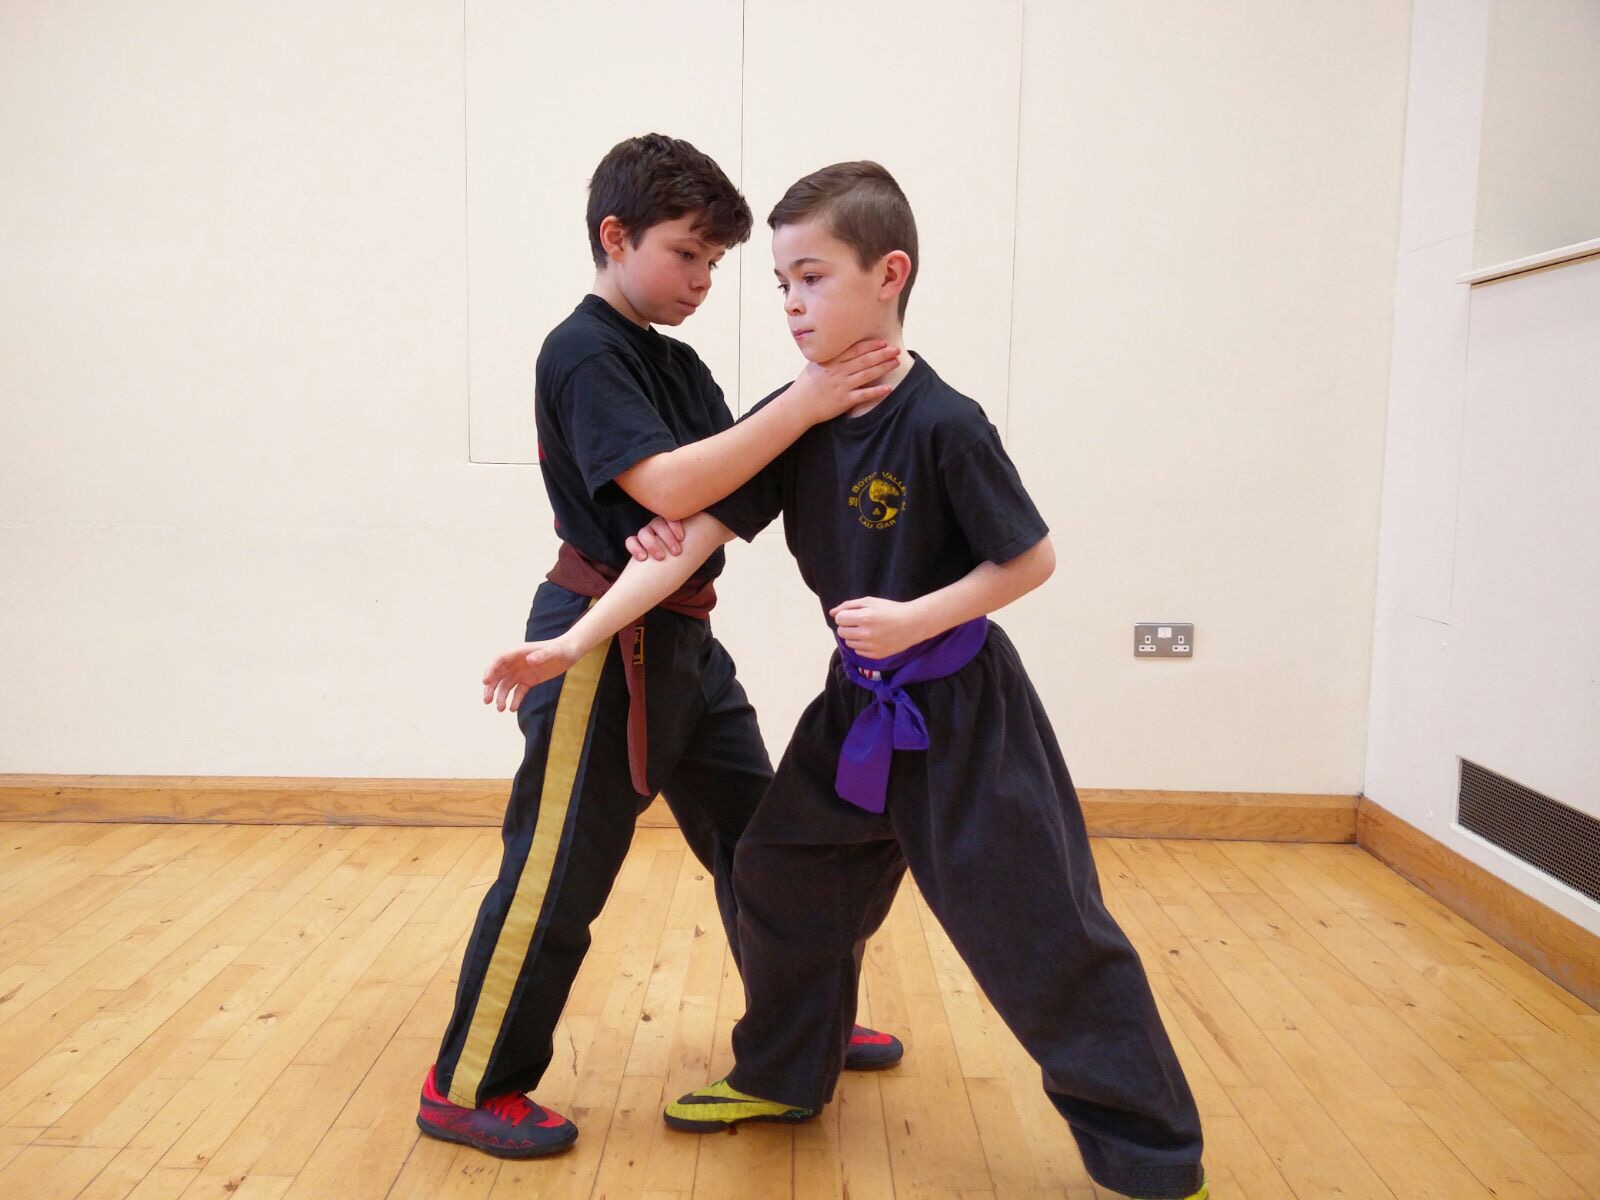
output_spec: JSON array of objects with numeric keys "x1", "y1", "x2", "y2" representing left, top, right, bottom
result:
[
  {"x1": 1366, "y1": 0, "x2": 1600, "y2": 934},
  {"x1": 1001, "y1": 0, "x2": 1410, "y2": 791},
  {"x1": 1, "y1": 2, "x2": 1410, "y2": 796},
  {"x1": 0, "y1": 1, "x2": 517, "y2": 776},
  {"x1": 1475, "y1": 0, "x2": 1600, "y2": 268}
]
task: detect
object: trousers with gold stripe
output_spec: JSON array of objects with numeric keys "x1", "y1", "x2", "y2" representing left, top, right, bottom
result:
[{"x1": 434, "y1": 581, "x2": 773, "y2": 1107}]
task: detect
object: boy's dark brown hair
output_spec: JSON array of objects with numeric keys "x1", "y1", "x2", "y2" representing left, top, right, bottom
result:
[
  {"x1": 768, "y1": 161, "x2": 919, "y2": 320},
  {"x1": 586, "y1": 134, "x2": 753, "y2": 268}
]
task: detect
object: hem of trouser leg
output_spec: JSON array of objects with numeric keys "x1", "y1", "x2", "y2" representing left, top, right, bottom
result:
[
  {"x1": 1083, "y1": 1155, "x2": 1205, "y2": 1199},
  {"x1": 724, "y1": 1066, "x2": 827, "y2": 1112},
  {"x1": 432, "y1": 1064, "x2": 477, "y2": 1110}
]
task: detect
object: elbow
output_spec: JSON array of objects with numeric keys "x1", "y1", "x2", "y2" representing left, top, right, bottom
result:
[
  {"x1": 1032, "y1": 536, "x2": 1056, "y2": 586},
  {"x1": 653, "y1": 489, "x2": 699, "y2": 522},
  {"x1": 638, "y1": 469, "x2": 697, "y2": 521},
  {"x1": 618, "y1": 474, "x2": 694, "y2": 522},
  {"x1": 615, "y1": 454, "x2": 697, "y2": 521}
]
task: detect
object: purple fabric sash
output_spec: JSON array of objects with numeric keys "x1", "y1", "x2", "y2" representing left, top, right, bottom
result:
[{"x1": 833, "y1": 616, "x2": 989, "y2": 812}]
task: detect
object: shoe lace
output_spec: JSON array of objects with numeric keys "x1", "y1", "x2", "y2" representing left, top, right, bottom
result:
[{"x1": 483, "y1": 1091, "x2": 537, "y2": 1127}]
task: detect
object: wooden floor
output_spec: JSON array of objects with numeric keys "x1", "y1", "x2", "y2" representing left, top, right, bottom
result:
[{"x1": 0, "y1": 824, "x2": 1596, "y2": 1200}]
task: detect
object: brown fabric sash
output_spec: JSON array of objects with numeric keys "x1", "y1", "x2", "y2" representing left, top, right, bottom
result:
[{"x1": 545, "y1": 541, "x2": 717, "y2": 797}]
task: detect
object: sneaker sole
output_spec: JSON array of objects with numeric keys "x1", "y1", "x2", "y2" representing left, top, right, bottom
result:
[
  {"x1": 663, "y1": 1108, "x2": 815, "y2": 1134},
  {"x1": 843, "y1": 1048, "x2": 904, "y2": 1072},
  {"x1": 416, "y1": 1112, "x2": 577, "y2": 1159}
]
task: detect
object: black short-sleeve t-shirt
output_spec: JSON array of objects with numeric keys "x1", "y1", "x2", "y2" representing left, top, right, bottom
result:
[
  {"x1": 707, "y1": 354, "x2": 1048, "y2": 618},
  {"x1": 535, "y1": 294, "x2": 733, "y2": 576}
]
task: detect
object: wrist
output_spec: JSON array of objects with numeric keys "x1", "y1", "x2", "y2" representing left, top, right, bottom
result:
[
  {"x1": 905, "y1": 597, "x2": 941, "y2": 644},
  {"x1": 781, "y1": 375, "x2": 823, "y2": 425},
  {"x1": 555, "y1": 628, "x2": 590, "y2": 662}
]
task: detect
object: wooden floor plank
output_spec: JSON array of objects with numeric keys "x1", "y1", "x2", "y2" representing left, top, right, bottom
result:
[
  {"x1": 0, "y1": 1143, "x2": 117, "y2": 1199},
  {"x1": 0, "y1": 825, "x2": 1592, "y2": 1199},
  {"x1": 1217, "y1": 840, "x2": 1597, "y2": 1200}
]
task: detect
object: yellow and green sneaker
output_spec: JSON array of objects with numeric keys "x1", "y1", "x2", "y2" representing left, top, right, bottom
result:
[
  {"x1": 663, "y1": 1078, "x2": 815, "y2": 1132},
  {"x1": 1139, "y1": 1182, "x2": 1208, "y2": 1200}
]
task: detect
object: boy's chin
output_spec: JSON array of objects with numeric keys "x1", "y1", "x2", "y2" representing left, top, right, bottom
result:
[{"x1": 797, "y1": 338, "x2": 841, "y2": 364}]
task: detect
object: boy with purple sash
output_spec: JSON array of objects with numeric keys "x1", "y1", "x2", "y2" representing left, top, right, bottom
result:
[{"x1": 484, "y1": 162, "x2": 1207, "y2": 1200}]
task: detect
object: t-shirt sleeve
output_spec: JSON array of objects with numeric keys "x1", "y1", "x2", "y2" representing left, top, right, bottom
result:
[
  {"x1": 698, "y1": 358, "x2": 736, "y2": 434},
  {"x1": 554, "y1": 353, "x2": 681, "y2": 502},
  {"x1": 942, "y1": 426, "x2": 1050, "y2": 564},
  {"x1": 704, "y1": 396, "x2": 786, "y2": 541}
]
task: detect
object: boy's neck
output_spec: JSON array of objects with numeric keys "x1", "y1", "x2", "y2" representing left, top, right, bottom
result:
[
  {"x1": 591, "y1": 272, "x2": 649, "y2": 328},
  {"x1": 845, "y1": 322, "x2": 912, "y2": 418}
]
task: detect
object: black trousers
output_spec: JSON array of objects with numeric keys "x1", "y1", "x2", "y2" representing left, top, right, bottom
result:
[
  {"x1": 434, "y1": 581, "x2": 773, "y2": 1106},
  {"x1": 726, "y1": 625, "x2": 1206, "y2": 1200}
]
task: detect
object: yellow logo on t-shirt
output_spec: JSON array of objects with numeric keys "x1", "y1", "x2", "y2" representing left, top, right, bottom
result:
[{"x1": 848, "y1": 472, "x2": 905, "y2": 530}]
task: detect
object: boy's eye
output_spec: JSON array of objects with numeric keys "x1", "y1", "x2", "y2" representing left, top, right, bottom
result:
[
  {"x1": 678, "y1": 250, "x2": 695, "y2": 262},
  {"x1": 803, "y1": 274, "x2": 820, "y2": 285},
  {"x1": 776, "y1": 282, "x2": 789, "y2": 293},
  {"x1": 709, "y1": 260, "x2": 719, "y2": 272}
]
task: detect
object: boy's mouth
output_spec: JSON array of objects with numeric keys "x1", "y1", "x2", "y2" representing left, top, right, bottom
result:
[{"x1": 792, "y1": 328, "x2": 814, "y2": 341}]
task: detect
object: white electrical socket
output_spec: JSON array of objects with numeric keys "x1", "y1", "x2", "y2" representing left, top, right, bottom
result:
[{"x1": 1135, "y1": 623, "x2": 1194, "y2": 658}]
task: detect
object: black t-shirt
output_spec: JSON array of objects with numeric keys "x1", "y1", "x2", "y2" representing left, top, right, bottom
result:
[
  {"x1": 708, "y1": 354, "x2": 1048, "y2": 618},
  {"x1": 535, "y1": 294, "x2": 732, "y2": 576}
]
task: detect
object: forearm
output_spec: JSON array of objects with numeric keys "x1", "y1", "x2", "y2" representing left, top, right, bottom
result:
[
  {"x1": 908, "y1": 537, "x2": 1055, "y2": 639},
  {"x1": 558, "y1": 513, "x2": 735, "y2": 655},
  {"x1": 620, "y1": 388, "x2": 813, "y2": 519}
]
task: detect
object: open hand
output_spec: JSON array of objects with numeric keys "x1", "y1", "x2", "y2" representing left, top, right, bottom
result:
[
  {"x1": 796, "y1": 339, "x2": 902, "y2": 421},
  {"x1": 482, "y1": 637, "x2": 580, "y2": 713}
]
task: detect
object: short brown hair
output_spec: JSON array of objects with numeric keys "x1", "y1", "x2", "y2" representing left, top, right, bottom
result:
[
  {"x1": 586, "y1": 134, "x2": 753, "y2": 268},
  {"x1": 768, "y1": 161, "x2": 918, "y2": 320}
]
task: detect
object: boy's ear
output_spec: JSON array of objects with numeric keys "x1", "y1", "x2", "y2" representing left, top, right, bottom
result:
[
  {"x1": 598, "y1": 215, "x2": 632, "y2": 263},
  {"x1": 878, "y1": 250, "x2": 913, "y2": 302}
]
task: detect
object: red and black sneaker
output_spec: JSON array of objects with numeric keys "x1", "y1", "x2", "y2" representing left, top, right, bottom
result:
[
  {"x1": 416, "y1": 1065, "x2": 578, "y2": 1159},
  {"x1": 842, "y1": 1024, "x2": 904, "y2": 1071}
]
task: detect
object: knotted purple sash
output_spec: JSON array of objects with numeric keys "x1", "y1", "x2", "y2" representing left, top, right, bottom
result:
[{"x1": 833, "y1": 616, "x2": 989, "y2": 812}]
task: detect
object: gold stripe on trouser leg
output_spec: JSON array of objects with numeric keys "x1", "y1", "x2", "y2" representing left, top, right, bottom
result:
[{"x1": 447, "y1": 637, "x2": 610, "y2": 1107}]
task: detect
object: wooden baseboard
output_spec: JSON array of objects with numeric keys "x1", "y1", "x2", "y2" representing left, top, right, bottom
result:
[
  {"x1": 0, "y1": 774, "x2": 1354, "y2": 841},
  {"x1": 0, "y1": 775, "x2": 519, "y2": 825},
  {"x1": 0, "y1": 774, "x2": 684, "y2": 829},
  {"x1": 1077, "y1": 788, "x2": 1354, "y2": 842},
  {"x1": 1357, "y1": 797, "x2": 1600, "y2": 1009}
]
